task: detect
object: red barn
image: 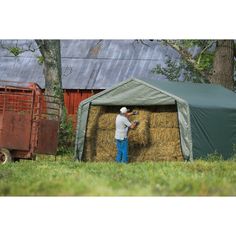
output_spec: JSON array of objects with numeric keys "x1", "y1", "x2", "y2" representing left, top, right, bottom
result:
[{"x1": 63, "y1": 89, "x2": 102, "y2": 126}]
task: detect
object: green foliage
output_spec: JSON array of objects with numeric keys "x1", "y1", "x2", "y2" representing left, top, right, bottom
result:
[
  {"x1": 9, "y1": 47, "x2": 22, "y2": 56},
  {"x1": 196, "y1": 52, "x2": 214, "y2": 72},
  {"x1": 151, "y1": 58, "x2": 182, "y2": 81},
  {"x1": 152, "y1": 40, "x2": 215, "y2": 83},
  {"x1": 49, "y1": 79, "x2": 64, "y2": 108},
  {"x1": 179, "y1": 40, "x2": 212, "y2": 49},
  {"x1": 57, "y1": 110, "x2": 75, "y2": 155},
  {"x1": 0, "y1": 158, "x2": 236, "y2": 196},
  {"x1": 37, "y1": 55, "x2": 44, "y2": 65},
  {"x1": 151, "y1": 57, "x2": 205, "y2": 83},
  {"x1": 198, "y1": 152, "x2": 224, "y2": 161}
]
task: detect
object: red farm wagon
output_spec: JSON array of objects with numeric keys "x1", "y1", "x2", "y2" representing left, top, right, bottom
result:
[{"x1": 0, "y1": 80, "x2": 60, "y2": 164}]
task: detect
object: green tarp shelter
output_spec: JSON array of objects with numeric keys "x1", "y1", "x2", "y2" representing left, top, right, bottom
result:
[{"x1": 75, "y1": 78, "x2": 236, "y2": 161}]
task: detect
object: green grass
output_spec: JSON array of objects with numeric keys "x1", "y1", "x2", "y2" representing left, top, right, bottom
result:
[{"x1": 0, "y1": 155, "x2": 236, "y2": 196}]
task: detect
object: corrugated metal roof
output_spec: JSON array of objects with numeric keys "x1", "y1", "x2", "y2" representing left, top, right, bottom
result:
[{"x1": 0, "y1": 40, "x2": 180, "y2": 89}]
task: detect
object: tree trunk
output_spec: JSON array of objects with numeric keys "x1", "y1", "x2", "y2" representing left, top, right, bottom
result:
[
  {"x1": 35, "y1": 40, "x2": 64, "y2": 104},
  {"x1": 35, "y1": 40, "x2": 73, "y2": 153},
  {"x1": 209, "y1": 40, "x2": 234, "y2": 90}
]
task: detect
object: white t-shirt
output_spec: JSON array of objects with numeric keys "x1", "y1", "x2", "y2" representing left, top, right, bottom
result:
[{"x1": 115, "y1": 114, "x2": 132, "y2": 140}]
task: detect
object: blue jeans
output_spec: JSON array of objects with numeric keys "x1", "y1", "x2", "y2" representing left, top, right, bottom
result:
[{"x1": 116, "y1": 138, "x2": 128, "y2": 163}]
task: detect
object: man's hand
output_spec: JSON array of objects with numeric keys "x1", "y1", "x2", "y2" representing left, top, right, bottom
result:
[
  {"x1": 132, "y1": 111, "x2": 139, "y2": 115},
  {"x1": 130, "y1": 120, "x2": 139, "y2": 129}
]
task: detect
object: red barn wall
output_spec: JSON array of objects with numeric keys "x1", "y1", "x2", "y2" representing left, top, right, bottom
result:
[{"x1": 63, "y1": 89, "x2": 103, "y2": 128}]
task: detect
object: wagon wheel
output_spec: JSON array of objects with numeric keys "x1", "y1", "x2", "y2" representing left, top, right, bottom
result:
[{"x1": 0, "y1": 148, "x2": 12, "y2": 165}]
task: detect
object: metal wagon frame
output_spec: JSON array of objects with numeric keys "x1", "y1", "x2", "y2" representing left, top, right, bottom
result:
[{"x1": 0, "y1": 80, "x2": 60, "y2": 164}]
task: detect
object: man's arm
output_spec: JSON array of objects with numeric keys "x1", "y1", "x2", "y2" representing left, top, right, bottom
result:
[
  {"x1": 127, "y1": 111, "x2": 138, "y2": 117},
  {"x1": 124, "y1": 116, "x2": 139, "y2": 129},
  {"x1": 130, "y1": 122, "x2": 136, "y2": 129},
  {"x1": 130, "y1": 120, "x2": 139, "y2": 129}
]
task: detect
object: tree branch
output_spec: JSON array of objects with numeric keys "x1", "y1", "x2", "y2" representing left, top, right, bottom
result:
[
  {"x1": 35, "y1": 40, "x2": 45, "y2": 56},
  {"x1": 197, "y1": 40, "x2": 215, "y2": 65},
  {"x1": 162, "y1": 40, "x2": 209, "y2": 80},
  {"x1": 0, "y1": 40, "x2": 40, "y2": 55},
  {"x1": 0, "y1": 40, "x2": 11, "y2": 50},
  {"x1": 133, "y1": 39, "x2": 152, "y2": 47}
]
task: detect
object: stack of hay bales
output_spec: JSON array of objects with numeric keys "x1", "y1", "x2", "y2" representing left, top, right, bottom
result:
[
  {"x1": 145, "y1": 106, "x2": 183, "y2": 161},
  {"x1": 83, "y1": 105, "x2": 117, "y2": 161},
  {"x1": 83, "y1": 105, "x2": 183, "y2": 162},
  {"x1": 83, "y1": 106, "x2": 101, "y2": 161},
  {"x1": 96, "y1": 109, "x2": 117, "y2": 161},
  {"x1": 129, "y1": 108, "x2": 150, "y2": 146}
]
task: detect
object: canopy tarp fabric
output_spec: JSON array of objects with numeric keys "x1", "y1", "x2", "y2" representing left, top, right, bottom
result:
[{"x1": 75, "y1": 78, "x2": 236, "y2": 161}]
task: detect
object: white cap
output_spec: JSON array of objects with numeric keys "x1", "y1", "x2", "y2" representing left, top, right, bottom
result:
[{"x1": 120, "y1": 107, "x2": 129, "y2": 114}]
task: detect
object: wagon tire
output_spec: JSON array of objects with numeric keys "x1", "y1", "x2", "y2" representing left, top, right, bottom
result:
[{"x1": 0, "y1": 148, "x2": 12, "y2": 165}]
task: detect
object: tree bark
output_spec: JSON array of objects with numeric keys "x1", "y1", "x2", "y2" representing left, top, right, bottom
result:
[
  {"x1": 209, "y1": 40, "x2": 234, "y2": 90},
  {"x1": 35, "y1": 40, "x2": 64, "y2": 104}
]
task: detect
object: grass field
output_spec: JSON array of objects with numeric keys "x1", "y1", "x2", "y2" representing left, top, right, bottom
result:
[{"x1": 0, "y1": 155, "x2": 236, "y2": 196}]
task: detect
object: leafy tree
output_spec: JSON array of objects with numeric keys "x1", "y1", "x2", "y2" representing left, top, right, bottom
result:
[
  {"x1": 151, "y1": 56, "x2": 209, "y2": 83},
  {"x1": 151, "y1": 40, "x2": 235, "y2": 90}
]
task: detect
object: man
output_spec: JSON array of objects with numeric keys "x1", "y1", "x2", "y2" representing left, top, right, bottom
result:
[{"x1": 115, "y1": 107, "x2": 139, "y2": 163}]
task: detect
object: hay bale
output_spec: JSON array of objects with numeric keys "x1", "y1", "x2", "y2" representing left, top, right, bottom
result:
[
  {"x1": 173, "y1": 142, "x2": 183, "y2": 156},
  {"x1": 86, "y1": 106, "x2": 102, "y2": 138},
  {"x1": 83, "y1": 138, "x2": 96, "y2": 161},
  {"x1": 95, "y1": 129, "x2": 116, "y2": 161},
  {"x1": 157, "y1": 142, "x2": 178, "y2": 156},
  {"x1": 138, "y1": 155, "x2": 169, "y2": 161},
  {"x1": 132, "y1": 154, "x2": 172, "y2": 162},
  {"x1": 83, "y1": 106, "x2": 102, "y2": 161},
  {"x1": 157, "y1": 141, "x2": 182, "y2": 157},
  {"x1": 95, "y1": 148, "x2": 116, "y2": 161},
  {"x1": 175, "y1": 155, "x2": 184, "y2": 161},
  {"x1": 94, "y1": 155, "x2": 115, "y2": 162},
  {"x1": 133, "y1": 140, "x2": 183, "y2": 162},
  {"x1": 150, "y1": 111, "x2": 179, "y2": 128},
  {"x1": 129, "y1": 108, "x2": 150, "y2": 146},
  {"x1": 96, "y1": 147, "x2": 116, "y2": 159},
  {"x1": 97, "y1": 113, "x2": 117, "y2": 129},
  {"x1": 138, "y1": 145, "x2": 160, "y2": 156},
  {"x1": 96, "y1": 129, "x2": 115, "y2": 143},
  {"x1": 129, "y1": 145, "x2": 162, "y2": 162},
  {"x1": 150, "y1": 128, "x2": 180, "y2": 143},
  {"x1": 137, "y1": 155, "x2": 181, "y2": 162}
]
